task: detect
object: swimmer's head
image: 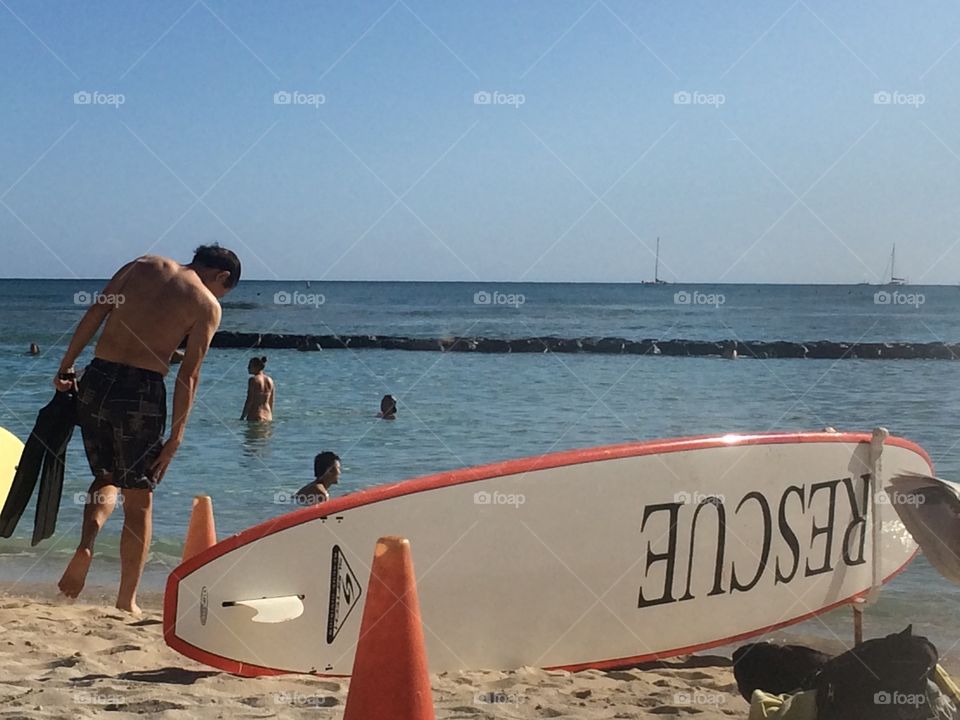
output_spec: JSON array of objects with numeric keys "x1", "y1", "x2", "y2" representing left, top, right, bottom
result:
[
  {"x1": 380, "y1": 394, "x2": 397, "y2": 417},
  {"x1": 314, "y1": 451, "x2": 341, "y2": 485},
  {"x1": 248, "y1": 356, "x2": 267, "y2": 373}
]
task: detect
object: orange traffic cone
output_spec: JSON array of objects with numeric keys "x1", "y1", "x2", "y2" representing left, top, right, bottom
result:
[
  {"x1": 343, "y1": 536, "x2": 435, "y2": 720},
  {"x1": 181, "y1": 495, "x2": 217, "y2": 562}
]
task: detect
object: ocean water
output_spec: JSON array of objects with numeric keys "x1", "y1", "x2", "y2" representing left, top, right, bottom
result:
[{"x1": 1, "y1": 279, "x2": 959, "y2": 659}]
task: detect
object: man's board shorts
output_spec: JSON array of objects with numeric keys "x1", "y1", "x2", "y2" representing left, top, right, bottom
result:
[{"x1": 77, "y1": 358, "x2": 167, "y2": 491}]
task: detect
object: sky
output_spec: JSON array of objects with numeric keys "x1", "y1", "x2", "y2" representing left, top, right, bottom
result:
[{"x1": 2, "y1": 1, "x2": 960, "y2": 283}]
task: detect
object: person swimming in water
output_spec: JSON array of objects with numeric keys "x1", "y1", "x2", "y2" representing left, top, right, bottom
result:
[
  {"x1": 377, "y1": 394, "x2": 397, "y2": 420},
  {"x1": 240, "y1": 356, "x2": 274, "y2": 422},
  {"x1": 292, "y1": 451, "x2": 341, "y2": 504}
]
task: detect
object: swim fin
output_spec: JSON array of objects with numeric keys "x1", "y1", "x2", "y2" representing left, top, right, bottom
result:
[
  {"x1": 32, "y1": 408, "x2": 74, "y2": 545},
  {"x1": 0, "y1": 389, "x2": 77, "y2": 542}
]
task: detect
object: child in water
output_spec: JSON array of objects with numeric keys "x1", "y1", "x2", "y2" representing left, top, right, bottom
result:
[{"x1": 240, "y1": 356, "x2": 274, "y2": 422}]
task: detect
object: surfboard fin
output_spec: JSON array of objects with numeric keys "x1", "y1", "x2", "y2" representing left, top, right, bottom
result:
[
  {"x1": 223, "y1": 595, "x2": 305, "y2": 623},
  {"x1": 887, "y1": 472, "x2": 960, "y2": 586}
]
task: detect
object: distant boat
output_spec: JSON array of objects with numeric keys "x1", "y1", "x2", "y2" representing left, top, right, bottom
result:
[
  {"x1": 884, "y1": 244, "x2": 907, "y2": 286},
  {"x1": 641, "y1": 237, "x2": 668, "y2": 285}
]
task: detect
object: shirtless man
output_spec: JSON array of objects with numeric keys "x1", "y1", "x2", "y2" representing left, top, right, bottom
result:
[
  {"x1": 240, "y1": 356, "x2": 274, "y2": 421},
  {"x1": 293, "y1": 451, "x2": 341, "y2": 505},
  {"x1": 55, "y1": 245, "x2": 240, "y2": 613}
]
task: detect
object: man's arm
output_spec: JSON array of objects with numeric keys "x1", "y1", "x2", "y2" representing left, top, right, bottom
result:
[
  {"x1": 55, "y1": 261, "x2": 135, "y2": 388},
  {"x1": 150, "y1": 300, "x2": 221, "y2": 483},
  {"x1": 268, "y1": 379, "x2": 275, "y2": 412}
]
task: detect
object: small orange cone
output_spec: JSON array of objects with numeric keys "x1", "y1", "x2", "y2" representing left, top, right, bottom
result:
[
  {"x1": 181, "y1": 495, "x2": 217, "y2": 562},
  {"x1": 343, "y1": 536, "x2": 435, "y2": 720}
]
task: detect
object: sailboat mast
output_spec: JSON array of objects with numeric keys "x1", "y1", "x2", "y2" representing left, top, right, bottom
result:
[
  {"x1": 655, "y1": 237, "x2": 660, "y2": 283},
  {"x1": 891, "y1": 244, "x2": 896, "y2": 282}
]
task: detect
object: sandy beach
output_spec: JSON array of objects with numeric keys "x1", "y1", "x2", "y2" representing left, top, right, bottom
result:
[{"x1": 0, "y1": 587, "x2": 749, "y2": 719}]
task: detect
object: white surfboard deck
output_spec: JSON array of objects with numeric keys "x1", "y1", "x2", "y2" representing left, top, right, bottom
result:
[{"x1": 164, "y1": 431, "x2": 929, "y2": 676}]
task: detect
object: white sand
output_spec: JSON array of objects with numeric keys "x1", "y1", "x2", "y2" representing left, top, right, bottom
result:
[{"x1": 0, "y1": 592, "x2": 747, "y2": 719}]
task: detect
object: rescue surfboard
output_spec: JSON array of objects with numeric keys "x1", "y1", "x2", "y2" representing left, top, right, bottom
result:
[{"x1": 164, "y1": 430, "x2": 929, "y2": 675}]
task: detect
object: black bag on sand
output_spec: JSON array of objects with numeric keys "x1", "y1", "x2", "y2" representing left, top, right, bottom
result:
[
  {"x1": 814, "y1": 625, "x2": 939, "y2": 720},
  {"x1": 732, "y1": 642, "x2": 831, "y2": 701}
]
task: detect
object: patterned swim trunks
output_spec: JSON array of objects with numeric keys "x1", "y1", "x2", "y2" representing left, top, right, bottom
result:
[{"x1": 77, "y1": 358, "x2": 167, "y2": 490}]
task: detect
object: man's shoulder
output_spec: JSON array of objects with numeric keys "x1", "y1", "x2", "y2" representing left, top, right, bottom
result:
[{"x1": 131, "y1": 254, "x2": 175, "y2": 273}]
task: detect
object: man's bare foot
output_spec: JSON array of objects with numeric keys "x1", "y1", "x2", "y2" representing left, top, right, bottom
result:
[
  {"x1": 58, "y1": 548, "x2": 92, "y2": 598},
  {"x1": 115, "y1": 598, "x2": 142, "y2": 617}
]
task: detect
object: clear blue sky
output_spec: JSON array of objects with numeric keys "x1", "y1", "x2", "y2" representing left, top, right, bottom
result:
[{"x1": 2, "y1": 1, "x2": 960, "y2": 283}]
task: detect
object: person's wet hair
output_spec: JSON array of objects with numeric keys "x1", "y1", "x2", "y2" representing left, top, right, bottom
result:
[
  {"x1": 314, "y1": 451, "x2": 340, "y2": 478},
  {"x1": 192, "y1": 244, "x2": 241, "y2": 288},
  {"x1": 249, "y1": 355, "x2": 267, "y2": 371},
  {"x1": 380, "y1": 394, "x2": 397, "y2": 414}
]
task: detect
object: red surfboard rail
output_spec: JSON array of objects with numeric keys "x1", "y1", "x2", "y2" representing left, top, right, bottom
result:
[{"x1": 163, "y1": 430, "x2": 932, "y2": 676}]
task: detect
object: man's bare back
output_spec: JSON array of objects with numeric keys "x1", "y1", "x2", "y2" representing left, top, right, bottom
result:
[
  {"x1": 95, "y1": 256, "x2": 221, "y2": 375},
  {"x1": 54, "y1": 245, "x2": 239, "y2": 614}
]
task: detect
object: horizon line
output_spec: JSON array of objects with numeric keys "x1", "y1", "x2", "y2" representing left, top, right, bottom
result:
[{"x1": 0, "y1": 277, "x2": 954, "y2": 287}]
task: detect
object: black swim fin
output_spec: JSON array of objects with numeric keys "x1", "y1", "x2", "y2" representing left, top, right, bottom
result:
[
  {"x1": 32, "y1": 414, "x2": 73, "y2": 545},
  {"x1": 0, "y1": 390, "x2": 77, "y2": 541}
]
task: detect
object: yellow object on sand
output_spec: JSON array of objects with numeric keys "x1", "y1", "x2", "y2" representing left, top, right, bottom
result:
[
  {"x1": 934, "y1": 664, "x2": 960, "y2": 704},
  {"x1": 0, "y1": 427, "x2": 25, "y2": 509},
  {"x1": 748, "y1": 689, "x2": 818, "y2": 720},
  {"x1": 748, "y1": 664, "x2": 959, "y2": 719}
]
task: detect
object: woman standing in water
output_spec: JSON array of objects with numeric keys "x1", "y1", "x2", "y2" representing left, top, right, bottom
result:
[{"x1": 240, "y1": 356, "x2": 274, "y2": 422}]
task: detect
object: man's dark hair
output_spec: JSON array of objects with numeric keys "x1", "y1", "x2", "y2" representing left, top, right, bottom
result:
[
  {"x1": 314, "y1": 451, "x2": 340, "y2": 478},
  {"x1": 192, "y1": 244, "x2": 241, "y2": 288}
]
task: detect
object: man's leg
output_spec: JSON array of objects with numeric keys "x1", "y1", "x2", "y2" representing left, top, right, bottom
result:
[
  {"x1": 116, "y1": 487, "x2": 152, "y2": 614},
  {"x1": 58, "y1": 475, "x2": 118, "y2": 598}
]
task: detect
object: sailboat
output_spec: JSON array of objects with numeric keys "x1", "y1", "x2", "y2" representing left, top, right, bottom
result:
[
  {"x1": 885, "y1": 244, "x2": 907, "y2": 286},
  {"x1": 641, "y1": 237, "x2": 668, "y2": 285}
]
